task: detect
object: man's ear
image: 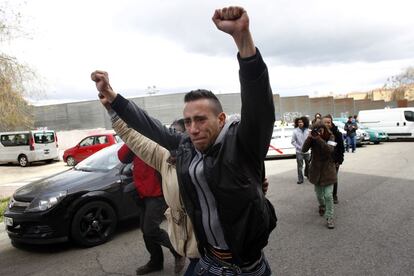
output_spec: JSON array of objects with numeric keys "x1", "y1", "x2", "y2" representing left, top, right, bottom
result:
[{"x1": 218, "y1": 112, "x2": 226, "y2": 128}]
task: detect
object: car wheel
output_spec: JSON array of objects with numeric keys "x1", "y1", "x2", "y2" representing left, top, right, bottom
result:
[
  {"x1": 66, "y1": 156, "x2": 76, "y2": 166},
  {"x1": 18, "y1": 155, "x2": 29, "y2": 167},
  {"x1": 71, "y1": 201, "x2": 117, "y2": 247}
]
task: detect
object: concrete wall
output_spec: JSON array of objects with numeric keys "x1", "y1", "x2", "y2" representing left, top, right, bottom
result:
[
  {"x1": 309, "y1": 97, "x2": 335, "y2": 117},
  {"x1": 279, "y1": 96, "x2": 309, "y2": 122},
  {"x1": 34, "y1": 92, "x2": 406, "y2": 133},
  {"x1": 354, "y1": 100, "x2": 386, "y2": 114},
  {"x1": 333, "y1": 98, "x2": 355, "y2": 117}
]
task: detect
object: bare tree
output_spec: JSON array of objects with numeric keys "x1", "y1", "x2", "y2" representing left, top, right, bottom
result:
[
  {"x1": 0, "y1": 3, "x2": 38, "y2": 131},
  {"x1": 384, "y1": 67, "x2": 414, "y2": 89}
]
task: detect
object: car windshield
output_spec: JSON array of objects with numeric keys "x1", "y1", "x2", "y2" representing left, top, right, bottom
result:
[{"x1": 75, "y1": 143, "x2": 123, "y2": 172}]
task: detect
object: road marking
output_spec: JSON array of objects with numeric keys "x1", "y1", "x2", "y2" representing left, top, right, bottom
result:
[{"x1": 269, "y1": 144, "x2": 284, "y2": 154}]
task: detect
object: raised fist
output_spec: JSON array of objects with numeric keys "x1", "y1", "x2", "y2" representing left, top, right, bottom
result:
[
  {"x1": 91, "y1": 70, "x2": 117, "y2": 104},
  {"x1": 212, "y1": 6, "x2": 249, "y2": 35}
]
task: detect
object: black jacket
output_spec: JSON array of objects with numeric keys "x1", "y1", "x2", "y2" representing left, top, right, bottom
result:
[
  {"x1": 110, "y1": 49, "x2": 276, "y2": 263},
  {"x1": 331, "y1": 124, "x2": 345, "y2": 165}
]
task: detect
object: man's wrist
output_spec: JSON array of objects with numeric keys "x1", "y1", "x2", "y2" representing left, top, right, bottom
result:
[
  {"x1": 107, "y1": 91, "x2": 118, "y2": 103},
  {"x1": 233, "y1": 30, "x2": 256, "y2": 58}
]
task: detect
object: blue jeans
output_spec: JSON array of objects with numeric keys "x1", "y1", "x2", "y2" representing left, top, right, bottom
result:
[
  {"x1": 296, "y1": 152, "x2": 310, "y2": 182},
  {"x1": 346, "y1": 136, "x2": 356, "y2": 152},
  {"x1": 192, "y1": 253, "x2": 271, "y2": 276}
]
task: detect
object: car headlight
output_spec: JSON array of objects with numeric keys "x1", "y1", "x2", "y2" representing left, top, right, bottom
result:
[{"x1": 26, "y1": 191, "x2": 67, "y2": 212}]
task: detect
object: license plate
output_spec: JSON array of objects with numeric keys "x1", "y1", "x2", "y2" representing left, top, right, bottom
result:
[{"x1": 4, "y1": 217, "x2": 13, "y2": 227}]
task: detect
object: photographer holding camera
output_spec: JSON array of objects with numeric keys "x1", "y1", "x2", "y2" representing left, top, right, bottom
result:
[{"x1": 302, "y1": 121, "x2": 338, "y2": 229}]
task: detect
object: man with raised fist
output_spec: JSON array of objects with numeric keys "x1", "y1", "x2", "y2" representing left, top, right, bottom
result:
[{"x1": 92, "y1": 6, "x2": 276, "y2": 275}]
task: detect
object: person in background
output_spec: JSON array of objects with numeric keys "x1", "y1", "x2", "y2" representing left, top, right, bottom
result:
[
  {"x1": 302, "y1": 121, "x2": 338, "y2": 229},
  {"x1": 344, "y1": 115, "x2": 358, "y2": 153},
  {"x1": 353, "y1": 114, "x2": 359, "y2": 123},
  {"x1": 291, "y1": 116, "x2": 310, "y2": 184},
  {"x1": 322, "y1": 115, "x2": 344, "y2": 204},
  {"x1": 312, "y1": 113, "x2": 322, "y2": 125},
  {"x1": 117, "y1": 143, "x2": 185, "y2": 275}
]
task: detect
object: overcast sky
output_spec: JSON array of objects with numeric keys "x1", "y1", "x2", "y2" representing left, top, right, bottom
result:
[{"x1": 4, "y1": 0, "x2": 414, "y2": 105}]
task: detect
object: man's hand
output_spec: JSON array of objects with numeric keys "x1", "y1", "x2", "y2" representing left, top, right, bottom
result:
[
  {"x1": 91, "y1": 70, "x2": 118, "y2": 104},
  {"x1": 212, "y1": 6, "x2": 248, "y2": 36},
  {"x1": 212, "y1": 6, "x2": 256, "y2": 58}
]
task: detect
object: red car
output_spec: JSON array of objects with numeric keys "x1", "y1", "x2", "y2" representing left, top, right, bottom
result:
[{"x1": 63, "y1": 133, "x2": 121, "y2": 166}]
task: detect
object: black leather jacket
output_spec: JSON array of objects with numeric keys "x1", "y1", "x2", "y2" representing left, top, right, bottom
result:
[
  {"x1": 110, "y1": 49, "x2": 276, "y2": 263},
  {"x1": 331, "y1": 124, "x2": 345, "y2": 164}
]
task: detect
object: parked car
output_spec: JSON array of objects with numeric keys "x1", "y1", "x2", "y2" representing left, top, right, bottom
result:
[
  {"x1": 333, "y1": 117, "x2": 387, "y2": 144},
  {"x1": 0, "y1": 129, "x2": 59, "y2": 167},
  {"x1": 63, "y1": 133, "x2": 121, "y2": 166},
  {"x1": 266, "y1": 126, "x2": 296, "y2": 158},
  {"x1": 4, "y1": 143, "x2": 140, "y2": 247},
  {"x1": 358, "y1": 108, "x2": 414, "y2": 139},
  {"x1": 357, "y1": 123, "x2": 389, "y2": 144}
]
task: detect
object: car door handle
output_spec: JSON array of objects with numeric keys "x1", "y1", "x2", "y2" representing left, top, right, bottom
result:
[{"x1": 397, "y1": 122, "x2": 399, "y2": 126}]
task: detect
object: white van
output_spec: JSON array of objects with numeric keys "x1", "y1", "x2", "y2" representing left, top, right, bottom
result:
[
  {"x1": 0, "y1": 130, "x2": 59, "y2": 167},
  {"x1": 358, "y1": 108, "x2": 414, "y2": 139}
]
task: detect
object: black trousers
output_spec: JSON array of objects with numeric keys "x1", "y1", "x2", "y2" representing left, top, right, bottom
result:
[
  {"x1": 139, "y1": 196, "x2": 178, "y2": 266},
  {"x1": 333, "y1": 165, "x2": 340, "y2": 198}
]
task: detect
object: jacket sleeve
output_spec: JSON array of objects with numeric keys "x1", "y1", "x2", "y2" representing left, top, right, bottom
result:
[
  {"x1": 291, "y1": 130, "x2": 297, "y2": 148},
  {"x1": 302, "y1": 136, "x2": 312, "y2": 153},
  {"x1": 117, "y1": 144, "x2": 135, "y2": 164},
  {"x1": 113, "y1": 118, "x2": 170, "y2": 172},
  {"x1": 110, "y1": 95, "x2": 182, "y2": 151},
  {"x1": 236, "y1": 49, "x2": 276, "y2": 162}
]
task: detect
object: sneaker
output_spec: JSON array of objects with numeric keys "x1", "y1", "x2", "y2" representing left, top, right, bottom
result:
[
  {"x1": 136, "y1": 263, "x2": 163, "y2": 275},
  {"x1": 318, "y1": 205, "x2": 325, "y2": 216},
  {"x1": 174, "y1": 256, "x2": 186, "y2": 274},
  {"x1": 327, "y1": 218, "x2": 335, "y2": 229},
  {"x1": 333, "y1": 196, "x2": 339, "y2": 204},
  {"x1": 297, "y1": 181, "x2": 303, "y2": 184}
]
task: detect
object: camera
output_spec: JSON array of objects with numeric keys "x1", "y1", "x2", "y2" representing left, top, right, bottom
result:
[{"x1": 311, "y1": 127, "x2": 320, "y2": 136}]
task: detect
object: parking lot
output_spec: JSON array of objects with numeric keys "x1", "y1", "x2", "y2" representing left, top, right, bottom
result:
[{"x1": 1, "y1": 142, "x2": 413, "y2": 276}]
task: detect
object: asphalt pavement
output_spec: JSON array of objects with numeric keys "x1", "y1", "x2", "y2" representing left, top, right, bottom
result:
[{"x1": 0, "y1": 142, "x2": 413, "y2": 275}]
